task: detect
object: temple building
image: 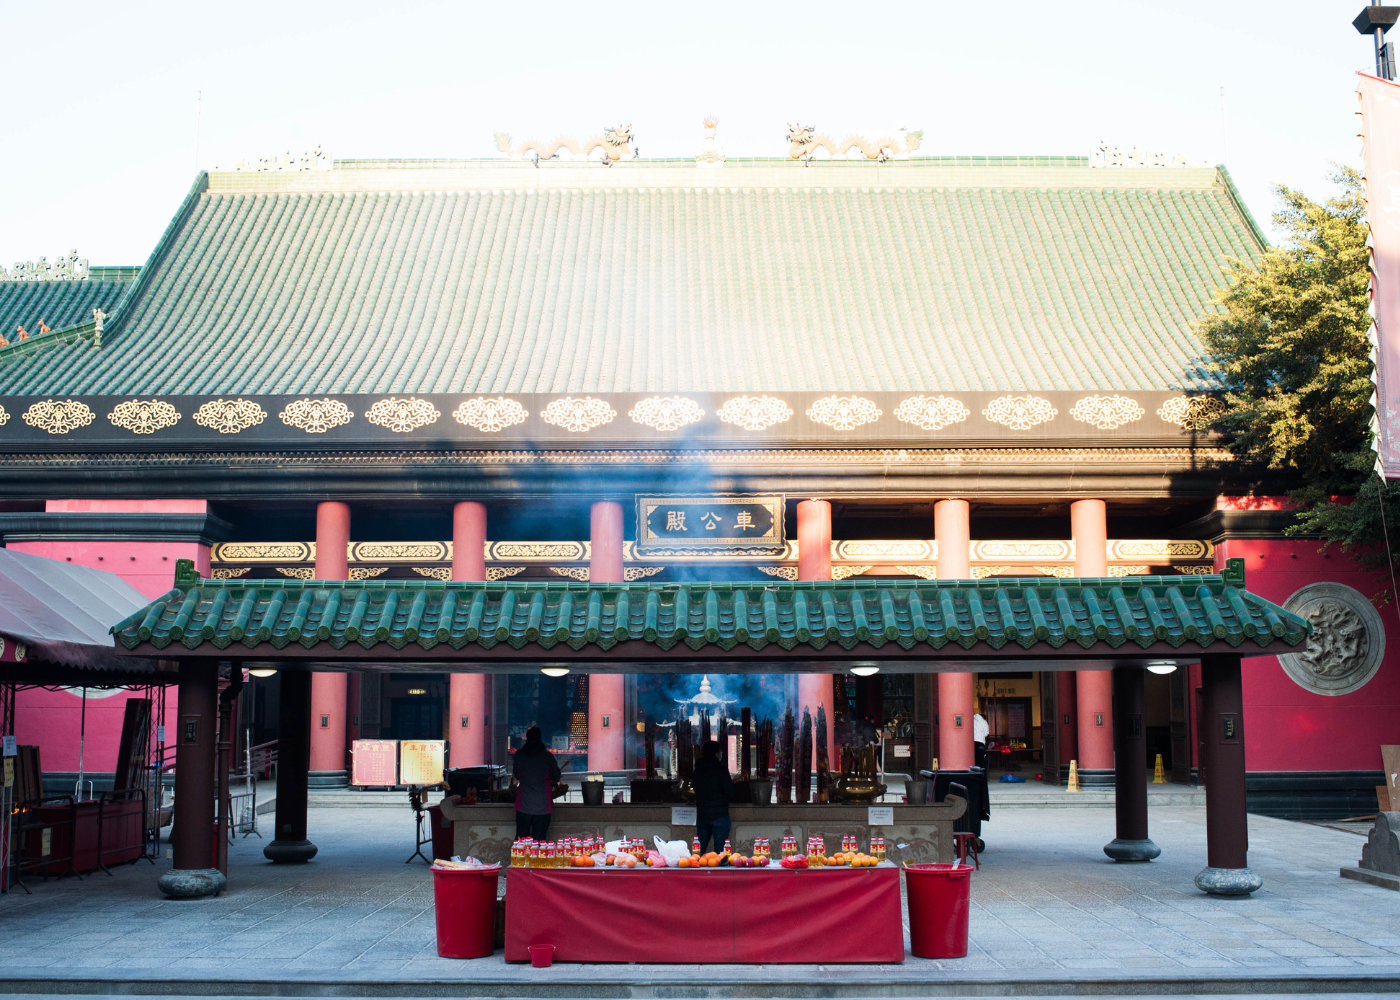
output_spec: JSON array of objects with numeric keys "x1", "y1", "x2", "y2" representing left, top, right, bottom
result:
[{"x1": 0, "y1": 125, "x2": 1394, "y2": 829}]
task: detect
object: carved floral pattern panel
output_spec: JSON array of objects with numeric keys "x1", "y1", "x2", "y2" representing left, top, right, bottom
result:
[
  {"x1": 1156, "y1": 395, "x2": 1226, "y2": 430},
  {"x1": 366, "y1": 397, "x2": 441, "y2": 433},
  {"x1": 194, "y1": 398, "x2": 267, "y2": 434},
  {"x1": 981, "y1": 395, "x2": 1058, "y2": 431},
  {"x1": 628, "y1": 396, "x2": 704, "y2": 432},
  {"x1": 108, "y1": 399, "x2": 181, "y2": 434},
  {"x1": 717, "y1": 395, "x2": 794, "y2": 431},
  {"x1": 280, "y1": 398, "x2": 353, "y2": 433},
  {"x1": 541, "y1": 397, "x2": 617, "y2": 433},
  {"x1": 1069, "y1": 394, "x2": 1144, "y2": 430},
  {"x1": 1278, "y1": 582, "x2": 1386, "y2": 696},
  {"x1": 453, "y1": 397, "x2": 529, "y2": 433},
  {"x1": 23, "y1": 399, "x2": 96, "y2": 435},
  {"x1": 0, "y1": 404, "x2": 8, "y2": 426},
  {"x1": 806, "y1": 396, "x2": 882, "y2": 431},
  {"x1": 893, "y1": 395, "x2": 970, "y2": 431}
]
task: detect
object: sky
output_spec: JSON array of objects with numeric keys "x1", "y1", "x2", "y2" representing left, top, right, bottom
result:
[{"x1": 0, "y1": 0, "x2": 1378, "y2": 267}]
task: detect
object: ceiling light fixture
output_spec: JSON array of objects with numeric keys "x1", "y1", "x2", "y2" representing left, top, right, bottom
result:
[
  {"x1": 248, "y1": 668, "x2": 277, "y2": 678},
  {"x1": 541, "y1": 666, "x2": 570, "y2": 678},
  {"x1": 1146, "y1": 661, "x2": 1178, "y2": 675},
  {"x1": 850, "y1": 663, "x2": 880, "y2": 677}
]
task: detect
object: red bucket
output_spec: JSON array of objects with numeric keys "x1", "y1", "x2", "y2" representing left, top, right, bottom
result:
[
  {"x1": 529, "y1": 944, "x2": 555, "y2": 968},
  {"x1": 903, "y1": 862, "x2": 973, "y2": 959},
  {"x1": 431, "y1": 867, "x2": 499, "y2": 959}
]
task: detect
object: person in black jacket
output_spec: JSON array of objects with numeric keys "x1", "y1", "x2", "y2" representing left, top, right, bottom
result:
[{"x1": 692, "y1": 739, "x2": 734, "y2": 853}]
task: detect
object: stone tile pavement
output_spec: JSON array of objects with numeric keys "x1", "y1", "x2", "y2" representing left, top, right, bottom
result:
[{"x1": 0, "y1": 802, "x2": 1398, "y2": 994}]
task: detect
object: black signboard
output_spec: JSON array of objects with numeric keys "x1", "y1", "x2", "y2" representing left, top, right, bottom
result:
[{"x1": 636, "y1": 495, "x2": 784, "y2": 550}]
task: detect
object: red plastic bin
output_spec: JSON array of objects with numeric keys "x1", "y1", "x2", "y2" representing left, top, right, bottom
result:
[
  {"x1": 431, "y1": 866, "x2": 499, "y2": 958},
  {"x1": 903, "y1": 862, "x2": 973, "y2": 959}
]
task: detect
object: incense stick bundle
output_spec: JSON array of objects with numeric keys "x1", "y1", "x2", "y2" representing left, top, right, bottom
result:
[
  {"x1": 776, "y1": 706, "x2": 794, "y2": 804},
  {"x1": 757, "y1": 717, "x2": 772, "y2": 780},
  {"x1": 797, "y1": 707, "x2": 813, "y2": 804},
  {"x1": 815, "y1": 704, "x2": 830, "y2": 803},
  {"x1": 741, "y1": 707, "x2": 751, "y2": 780}
]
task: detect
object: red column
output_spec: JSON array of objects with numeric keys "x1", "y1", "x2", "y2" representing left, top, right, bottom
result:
[
  {"x1": 1072, "y1": 499, "x2": 1114, "y2": 785},
  {"x1": 1057, "y1": 670, "x2": 1079, "y2": 773},
  {"x1": 158, "y1": 661, "x2": 225, "y2": 897},
  {"x1": 1195, "y1": 654, "x2": 1260, "y2": 894},
  {"x1": 450, "y1": 502, "x2": 489, "y2": 767},
  {"x1": 935, "y1": 499, "x2": 974, "y2": 770},
  {"x1": 796, "y1": 500, "x2": 832, "y2": 778},
  {"x1": 588, "y1": 502, "x2": 625, "y2": 772},
  {"x1": 309, "y1": 502, "x2": 349, "y2": 786}
]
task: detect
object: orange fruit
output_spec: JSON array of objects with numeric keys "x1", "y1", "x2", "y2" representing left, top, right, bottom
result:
[
  {"x1": 707, "y1": 856, "x2": 720, "y2": 866},
  {"x1": 677, "y1": 857, "x2": 689, "y2": 868}
]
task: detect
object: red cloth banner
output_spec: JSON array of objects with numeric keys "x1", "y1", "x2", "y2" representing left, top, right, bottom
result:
[
  {"x1": 1360, "y1": 72, "x2": 1400, "y2": 477},
  {"x1": 504, "y1": 866, "x2": 903, "y2": 964}
]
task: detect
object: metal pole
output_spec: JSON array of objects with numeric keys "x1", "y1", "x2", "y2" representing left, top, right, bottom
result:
[{"x1": 75, "y1": 687, "x2": 87, "y2": 801}]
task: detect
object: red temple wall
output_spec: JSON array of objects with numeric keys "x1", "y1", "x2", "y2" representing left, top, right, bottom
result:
[{"x1": 1216, "y1": 533, "x2": 1400, "y2": 774}]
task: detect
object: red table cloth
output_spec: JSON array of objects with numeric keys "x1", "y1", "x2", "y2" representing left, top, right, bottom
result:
[{"x1": 504, "y1": 865, "x2": 903, "y2": 964}]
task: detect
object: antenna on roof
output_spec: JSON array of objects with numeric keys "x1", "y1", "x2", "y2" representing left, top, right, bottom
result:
[{"x1": 1355, "y1": 2, "x2": 1400, "y2": 80}]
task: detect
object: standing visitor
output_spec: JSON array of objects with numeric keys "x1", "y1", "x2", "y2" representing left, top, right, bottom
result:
[
  {"x1": 973, "y1": 711, "x2": 989, "y2": 771},
  {"x1": 692, "y1": 740, "x2": 734, "y2": 852},
  {"x1": 513, "y1": 725, "x2": 561, "y2": 840}
]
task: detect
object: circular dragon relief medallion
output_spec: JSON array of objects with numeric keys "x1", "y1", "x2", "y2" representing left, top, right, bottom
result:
[{"x1": 1277, "y1": 582, "x2": 1385, "y2": 696}]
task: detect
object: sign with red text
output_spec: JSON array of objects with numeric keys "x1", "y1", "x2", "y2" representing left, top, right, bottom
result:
[
  {"x1": 399, "y1": 740, "x2": 446, "y2": 785},
  {"x1": 1360, "y1": 72, "x2": 1400, "y2": 476},
  {"x1": 351, "y1": 740, "x2": 397, "y2": 786}
]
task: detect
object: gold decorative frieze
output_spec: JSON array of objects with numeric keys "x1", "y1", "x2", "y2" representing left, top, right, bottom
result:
[
  {"x1": 23, "y1": 399, "x2": 96, "y2": 435},
  {"x1": 194, "y1": 398, "x2": 266, "y2": 434},
  {"x1": 0, "y1": 404, "x2": 8, "y2": 425},
  {"x1": 897, "y1": 565, "x2": 938, "y2": 580},
  {"x1": 894, "y1": 395, "x2": 970, "y2": 431},
  {"x1": 628, "y1": 396, "x2": 704, "y2": 431},
  {"x1": 1069, "y1": 394, "x2": 1144, "y2": 430},
  {"x1": 454, "y1": 397, "x2": 529, "y2": 433},
  {"x1": 1033, "y1": 566, "x2": 1074, "y2": 578},
  {"x1": 489, "y1": 541, "x2": 587, "y2": 562},
  {"x1": 717, "y1": 395, "x2": 793, "y2": 432},
  {"x1": 277, "y1": 567, "x2": 315, "y2": 579},
  {"x1": 280, "y1": 398, "x2": 353, "y2": 434},
  {"x1": 1107, "y1": 565, "x2": 1150, "y2": 577},
  {"x1": 1174, "y1": 565, "x2": 1216, "y2": 575},
  {"x1": 211, "y1": 567, "x2": 251, "y2": 579},
  {"x1": 982, "y1": 395, "x2": 1058, "y2": 431},
  {"x1": 830, "y1": 565, "x2": 872, "y2": 580},
  {"x1": 486, "y1": 566, "x2": 527, "y2": 581},
  {"x1": 623, "y1": 566, "x2": 666, "y2": 581},
  {"x1": 108, "y1": 399, "x2": 181, "y2": 435},
  {"x1": 1107, "y1": 539, "x2": 1212, "y2": 561},
  {"x1": 366, "y1": 397, "x2": 440, "y2": 433},
  {"x1": 970, "y1": 566, "x2": 1011, "y2": 579},
  {"x1": 350, "y1": 542, "x2": 448, "y2": 563},
  {"x1": 806, "y1": 396, "x2": 882, "y2": 431},
  {"x1": 212, "y1": 542, "x2": 313, "y2": 563},
  {"x1": 550, "y1": 566, "x2": 590, "y2": 581},
  {"x1": 540, "y1": 397, "x2": 616, "y2": 433},
  {"x1": 757, "y1": 566, "x2": 799, "y2": 581},
  {"x1": 413, "y1": 567, "x2": 452, "y2": 581},
  {"x1": 836, "y1": 540, "x2": 933, "y2": 561},
  {"x1": 1157, "y1": 395, "x2": 1226, "y2": 430},
  {"x1": 349, "y1": 566, "x2": 388, "y2": 580},
  {"x1": 974, "y1": 540, "x2": 1072, "y2": 561}
]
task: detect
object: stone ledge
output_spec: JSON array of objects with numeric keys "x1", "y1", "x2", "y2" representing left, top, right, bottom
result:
[{"x1": 1341, "y1": 864, "x2": 1400, "y2": 890}]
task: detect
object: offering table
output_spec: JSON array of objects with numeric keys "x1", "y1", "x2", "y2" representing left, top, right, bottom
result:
[{"x1": 436, "y1": 799, "x2": 966, "y2": 866}]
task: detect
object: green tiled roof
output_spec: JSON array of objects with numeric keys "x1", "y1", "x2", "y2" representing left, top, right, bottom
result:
[
  {"x1": 0, "y1": 280, "x2": 129, "y2": 347},
  {"x1": 0, "y1": 160, "x2": 1263, "y2": 396},
  {"x1": 111, "y1": 558, "x2": 1306, "y2": 657}
]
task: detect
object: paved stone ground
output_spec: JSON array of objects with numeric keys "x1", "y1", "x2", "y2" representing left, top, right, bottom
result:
[{"x1": 1, "y1": 803, "x2": 1398, "y2": 993}]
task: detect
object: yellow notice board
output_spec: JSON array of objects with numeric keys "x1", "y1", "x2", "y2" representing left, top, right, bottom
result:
[{"x1": 399, "y1": 740, "x2": 446, "y2": 785}]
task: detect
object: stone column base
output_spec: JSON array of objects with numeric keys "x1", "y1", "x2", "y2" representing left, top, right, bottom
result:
[
  {"x1": 1076, "y1": 768, "x2": 1115, "y2": 787},
  {"x1": 308, "y1": 770, "x2": 348, "y2": 788},
  {"x1": 1195, "y1": 866, "x2": 1262, "y2": 895},
  {"x1": 1103, "y1": 837, "x2": 1161, "y2": 862},
  {"x1": 264, "y1": 839, "x2": 319, "y2": 863},
  {"x1": 158, "y1": 867, "x2": 226, "y2": 898}
]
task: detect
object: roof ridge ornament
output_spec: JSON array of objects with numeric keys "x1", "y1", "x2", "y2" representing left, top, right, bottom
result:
[
  {"x1": 786, "y1": 124, "x2": 922, "y2": 162},
  {"x1": 494, "y1": 126, "x2": 635, "y2": 162},
  {"x1": 1090, "y1": 141, "x2": 1211, "y2": 169},
  {"x1": 696, "y1": 115, "x2": 725, "y2": 169},
  {"x1": 217, "y1": 145, "x2": 328, "y2": 172},
  {"x1": 1, "y1": 250, "x2": 90, "y2": 282}
]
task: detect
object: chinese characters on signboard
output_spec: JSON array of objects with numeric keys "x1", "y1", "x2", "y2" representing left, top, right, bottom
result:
[
  {"x1": 636, "y1": 495, "x2": 784, "y2": 550},
  {"x1": 399, "y1": 740, "x2": 446, "y2": 785},
  {"x1": 351, "y1": 740, "x2": 397, "y2": 786}
]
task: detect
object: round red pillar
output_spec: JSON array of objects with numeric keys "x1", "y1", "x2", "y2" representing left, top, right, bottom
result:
[
  {"x1": 1196, "y1": 654, "x2": 1261, "y2": 895},
  {"x1": 796, "y1": 500, "x2": 832, "y2": 786},
  {"x1": 309, "y1": 502, "x2": 349, "y2": 786},
  {"x1": 1072, "y1": 499, "x2": 1114, "y2": 783},
  {"x1": 588, "y1": 502, "x2": 625, "y2": 772},
  {"x1": 450, "y1": 502, "x2": 490, "y2": 768},
  {"x1": 934, "y1": 500, "x2": 974, "y2": 771},
  {"x1": 158, "y1": 661, "x2": 225, "y2": 897}
]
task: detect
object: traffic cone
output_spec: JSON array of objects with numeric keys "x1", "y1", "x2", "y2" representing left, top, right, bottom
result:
[
  {"x1": 1067, "y1": 759, "x2": 1080, "y2": 792},
  {"x1": 1153, "y1": 753, "x2": 1166, "y2": 784}
]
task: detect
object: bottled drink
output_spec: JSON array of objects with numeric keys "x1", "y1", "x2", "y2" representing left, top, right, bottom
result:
[
  {"x1": 692, "y1": 836, "x2": 701, "y2": 855},
  {"x1": 875, "y1": 835, "x2": 886, "y2": 862},
  {"x1": 722, "y1": 839, "x2": 732, "y2": 855}
]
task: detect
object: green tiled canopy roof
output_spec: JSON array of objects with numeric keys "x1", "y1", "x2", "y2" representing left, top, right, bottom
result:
[
  {"x1": 0, "y1": 280, "x2": 129, "y2": 351},
  {"x1": 112, "y1": 558, "x2": 1306, "y2": 657},
  {"x1": 0, "y1": 159, "x2": 1264, "y2": 396}
]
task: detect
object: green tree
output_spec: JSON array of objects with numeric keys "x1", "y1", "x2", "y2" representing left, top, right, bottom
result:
[{"x1": 1200, "y1": 166, "x2": 1400, "y2": 592}]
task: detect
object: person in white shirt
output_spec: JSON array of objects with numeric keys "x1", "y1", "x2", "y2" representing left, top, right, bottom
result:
[{"x1": 972, "y1": 712, "x2": 990, "y2": 770}]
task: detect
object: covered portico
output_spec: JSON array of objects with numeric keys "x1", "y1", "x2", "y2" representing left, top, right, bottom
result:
[{"x1": 110, "y1": 556, "x2": 1308, "y2": 900}]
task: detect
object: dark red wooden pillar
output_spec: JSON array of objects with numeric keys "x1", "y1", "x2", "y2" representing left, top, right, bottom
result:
[
  {"x1": 1194, "y1": 654, "x2": 1260, "y2": 895},
  {"x1": 265, "y1": 669, "x2": 318, "y2": 862},
  {"x1": 1104, "y1": 666, "x2": 1159, "y2": 861},
  {"x1": 158, "y1": 660, "x2": 225, "y2": 897}
]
